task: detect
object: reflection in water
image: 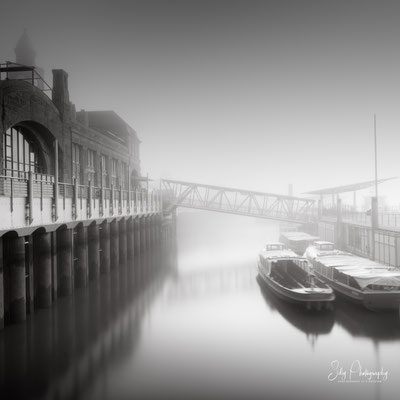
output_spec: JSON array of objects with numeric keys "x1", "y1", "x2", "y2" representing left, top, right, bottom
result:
[
  {"x1": 334, "y1": 297, "x2": 400, "y2": 341},
  {"x1": 1, "y1": 211, "x2": 400, "y2": 400},
  {"x1": 256, "y1": 274, "x2": 335, "y2": 346},
  {"x1": 0, "y1": 247, "x2": 174, "y2": 400}
]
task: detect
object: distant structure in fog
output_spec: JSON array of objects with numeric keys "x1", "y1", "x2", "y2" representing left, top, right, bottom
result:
[
  {"x1": 0, "y1": 31, "x2": 142, "y2": 189},
  {"x1": 8, "y1": 29, "x2": 45, "y2": 90}
]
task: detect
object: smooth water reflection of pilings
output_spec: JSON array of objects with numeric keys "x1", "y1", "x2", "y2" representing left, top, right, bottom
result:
[
  {"x1": 0, "y1": 213, "x2": 168, "y2": 331},
  {"x1": 0, "y1": 238, "x2": 177, "y2": 400}
]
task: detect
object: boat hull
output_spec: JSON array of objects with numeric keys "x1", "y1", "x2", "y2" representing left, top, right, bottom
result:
[
  {"x1": 314, "y1": 271, "x2": 400, "y2": 311},
  {"x1": 257, "y1": 263, "x2": 334, "y2": 310}
]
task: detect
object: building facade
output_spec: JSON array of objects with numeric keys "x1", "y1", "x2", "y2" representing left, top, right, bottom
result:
[
  {"x1": 0, "y1": 33, "x2": 163, "y2": 331},
  {"x1": 0, "y1": 31, "x2": 141, "y2": 191}
]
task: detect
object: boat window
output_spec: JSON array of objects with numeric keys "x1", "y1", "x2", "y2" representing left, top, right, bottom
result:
[
  {"x1": 319, "y1": 243, "x2": 334, "y2": 251},
  {"x1": 366, "y1": 284, "x2": 400, "y2": 291},
  {"x1": 266, "y1": 244, "x2": 284, "y2": 251}
]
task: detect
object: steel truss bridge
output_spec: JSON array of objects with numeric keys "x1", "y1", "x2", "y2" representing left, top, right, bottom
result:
[{"x1": 161, "y1": 179, "x2": 316, "y2": 224}]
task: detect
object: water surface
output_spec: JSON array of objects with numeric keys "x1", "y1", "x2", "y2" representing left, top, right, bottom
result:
[{"x1": 1, "y1": 211, "x2": 400, "y2": 400}]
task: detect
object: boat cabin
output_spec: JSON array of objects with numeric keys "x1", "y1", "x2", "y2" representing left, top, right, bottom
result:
[
  {"x1": 314, "y1": 241, "x2": 335, "y2": 251},
  {"x1": 279, "y1": 232, "x2": 320, "y2": 255},
  {"x1": 265, "y1": 242, "x2": 286, "y2": 252}
]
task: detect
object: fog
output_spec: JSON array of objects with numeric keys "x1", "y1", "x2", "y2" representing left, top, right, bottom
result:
[{"x1": 2, "y1": 0, "x2": 400, "y2": 198}]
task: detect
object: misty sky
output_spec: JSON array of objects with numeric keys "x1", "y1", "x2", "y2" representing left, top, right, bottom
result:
[{"x1": 2, "y1": 0, "x2": 400, "y2": 202}]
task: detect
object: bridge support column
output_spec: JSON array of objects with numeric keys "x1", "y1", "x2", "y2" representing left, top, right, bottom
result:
[
  {"x1": 100, "y1": 222, "x2": 110, "y2": 274},
  {"x1": 57, "y1": 228, "x2": 73, "y2": 296},
  {"x1": 127, "y1": 218, "x2": 134, "y2": 262},
  {"x1": 8, "y1": 236, "x2": 26, "y2": 323},
  {"x1": 33, "y1": 232, "x2": 52, "y2": 308},
  {"x1": 88, "y1": 224, "x2": 100, "y2": 281},
  {"x1": 134, "y1": 218, "x2": 140, "y2": 258},
  {"x1": 0, "y1": 237, "x2": 3, "y2": 330},
  {"x1": 75, "y1": 226, "x2": 88, "y2": 288},
  {"x1": 110, "y1": 220, "x2": 119, "y2": 269},
  {"x1": 119, "y1": 219, "x2": 127, "y2": 267}
]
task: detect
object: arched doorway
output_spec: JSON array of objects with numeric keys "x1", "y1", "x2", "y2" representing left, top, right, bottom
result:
[{"x1": 2, "y1": 125, "x2": 46, "y2": 178}]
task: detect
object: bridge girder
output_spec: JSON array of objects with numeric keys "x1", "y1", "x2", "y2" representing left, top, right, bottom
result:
[{"x1": 161, "y1": 179, "x2": 317, "y2": 224}]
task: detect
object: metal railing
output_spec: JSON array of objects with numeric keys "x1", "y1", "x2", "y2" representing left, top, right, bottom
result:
[
  {"x1": 321, "y1": 205, "x2": 400, "y2": 230},
  {"x1": 0, "y1": 62, "x2": 52, "y2": 96},
  {"x1": 0, "y1": 173, "x2": 162, "y2": 227}
]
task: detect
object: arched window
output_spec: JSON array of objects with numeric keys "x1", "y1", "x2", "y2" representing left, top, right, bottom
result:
[{"x1": 3, "y1": 126, "x2": 45, "y2": 177}]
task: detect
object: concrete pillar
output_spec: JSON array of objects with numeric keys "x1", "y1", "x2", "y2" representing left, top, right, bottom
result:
[
  {"x1": 100, "y1": 222, "x2": 110, "y2": 274},
  {"x1": 140, "y1": 217, "x2": 146, "y2": 254},
  {"x1": 26, "y1": 236, "x2": 34, "y2": 313},
  {"x1": 88, "y1": 224, "x2": 100, "y2": 281},
  {"x1": 146, "y1": 216, "x2": 151, "y2": 250},
  {"x1": 156, "y1": 215, "x2": 161, "y2": 245},
  {"x1": 153, "y1": 216, "x2": 157, "y2": 247},
  {"x1": 127, "y1": 218, "x2": 134, "y2": 261},
  {"x1": 110, "y1": 220, "x2": 119, "y2": 269},
  {"x1": 8, "y1": 237, "x2": 26, "y2": 323},
  {"x1": 134, "y1": 218, "x2": 140, "y2": 257},
  {"x1": 33, "y1": 232, "x2": 52, "y2": 308},
  {"x1": 57, "y1": 228, "x2": 73, "y2": 296},
  {"x1": 75, "y1": 226, "x2": 88, "y2": 288},
  {"x1": 0, "y1": 237, "x2": 3, "y2": 330},
  {"x1": 51, "y1": 232, "x2": 58, "y2": 301},
  {"x1": 119, "y1": 219, "x2": 127, "y2": 267},
  {"x1": 150, "y1": 216, "x2": 154, "y2": 248}
]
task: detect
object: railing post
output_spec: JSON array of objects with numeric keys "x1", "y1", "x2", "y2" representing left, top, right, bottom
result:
[
  {"x1": 73, "y1": 178, "x2": 78, "y2": 220},
  {"x1": 110, "y1": 184, "x2": 114, "y2": 215},
  {"x1": 10, "y1": 177, "x2": 14, "y2": 213},
  {"x1": 100, "y1": 177, "x2": 104, "y2": 217},
  {"x1": 63, "y1": 183, "x2": 66, "y2": 210},
  {"x1": 119, "y1": 185, "x2": 122, "y2": 215},
  {"x1": 40, "y1": 179, "x2": 43, "y2": 211},
  {"x1": 88, "y1": 180, "x2": 93, "y2": 218},
  {"x1": 53, "y1": 139, "x2": 59, "y2": 221},
  {"x1": 27, "y1": 171, "x2": 33, "y2": 224},
  {"x1": 127, "y1": 170, "x2": 131, "y2": 214}
]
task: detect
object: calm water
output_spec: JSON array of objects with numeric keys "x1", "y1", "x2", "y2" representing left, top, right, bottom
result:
[{"x1": 1, "y1": 211, "x2": 400, "y2": 400}]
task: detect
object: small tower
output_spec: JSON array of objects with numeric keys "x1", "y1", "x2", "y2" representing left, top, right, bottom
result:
[
  {"x1": 15, "y1": 29, "x2": 36, "y2": 66},
  {"x1": 11, "y1": 30, "x2": 44, "y2": 89}
]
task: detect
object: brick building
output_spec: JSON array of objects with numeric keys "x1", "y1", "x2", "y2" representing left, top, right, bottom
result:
[{"x1": 0, "y1": 31, "x2": 141, "y2": 191}]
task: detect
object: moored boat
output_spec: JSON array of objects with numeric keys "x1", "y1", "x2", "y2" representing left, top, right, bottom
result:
[
  {"x1": 305, "y1": 241, "x2": 400, "y2": 311},
  {"x1": 257, "y1": 242, "x2": 335, "y2": 310}
]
